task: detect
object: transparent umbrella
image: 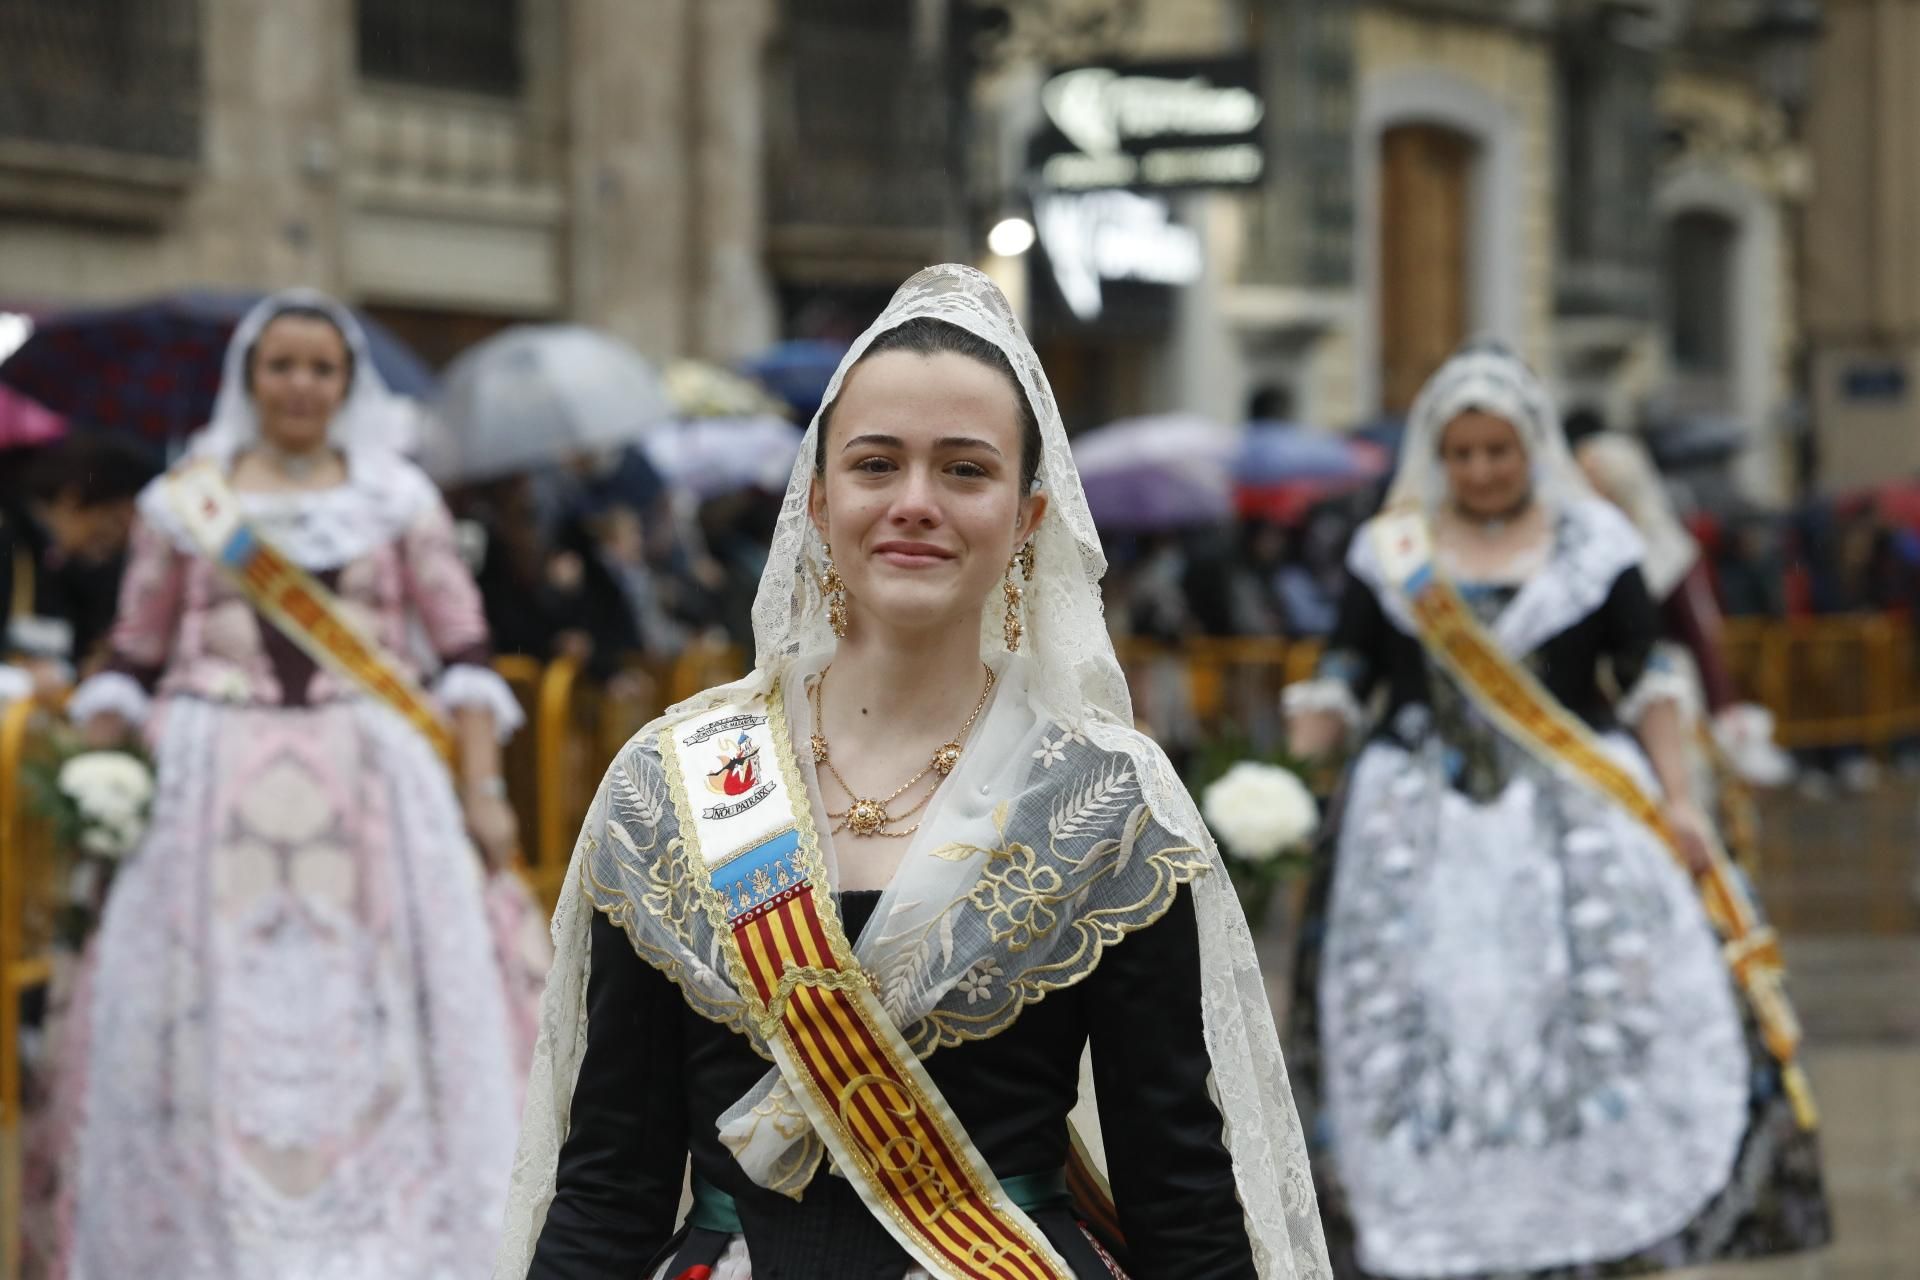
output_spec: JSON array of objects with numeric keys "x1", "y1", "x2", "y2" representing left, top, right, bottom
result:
[
  {"x1": 420, "y1": 324, "x2": 675, "y2": 485},
  {"x1": 643, "y1": 415, "x2": 804, "y2": 501}
]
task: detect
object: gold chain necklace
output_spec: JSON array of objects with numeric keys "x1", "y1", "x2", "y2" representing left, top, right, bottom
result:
[{"x1": 809, "y1": 663, "x2": 996, "y2": 839}]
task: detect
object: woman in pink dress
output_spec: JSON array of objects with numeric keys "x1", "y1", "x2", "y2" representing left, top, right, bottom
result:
[{"x1": 59, "y1": 291, "x2": 535, "y2": 1278}]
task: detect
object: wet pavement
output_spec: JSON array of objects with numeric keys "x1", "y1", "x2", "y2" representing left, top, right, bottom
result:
[{"x1": 1677, "y1": 779, "x2": 1920, "y2": 1279}]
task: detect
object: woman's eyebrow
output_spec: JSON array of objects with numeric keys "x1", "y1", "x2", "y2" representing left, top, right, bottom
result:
[
  {"x1": 841, "y1": 433, "x2": 905, "y2": 452},
  {"x1": 840, "y1": 433, "x2": 1005, "y2": 458},
  {"x1": 936, "y1": 436, "x2": 1004, "y2": 457}
]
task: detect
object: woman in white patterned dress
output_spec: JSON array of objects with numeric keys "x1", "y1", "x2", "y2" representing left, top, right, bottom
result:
[
  {"x1": 58, "y1": 292, "x2": 538, "y2": 1278},
  {"x1": 1283, "y1": 343, "x2": 1829, "y2": 1279}
]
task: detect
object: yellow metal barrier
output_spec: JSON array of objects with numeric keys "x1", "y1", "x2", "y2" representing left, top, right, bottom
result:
[
  {"x1": 0, "y1": 699, "x2": 59, "y2": 1279},
  {"x1": 47, "y1": 616, "x2": 1920, "y2": 929},
  {"x1": 1724, "y1": 614, "x2": 1920, "y2": 753}
]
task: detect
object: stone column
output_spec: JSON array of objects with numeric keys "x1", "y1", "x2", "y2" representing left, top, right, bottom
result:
[
  {"x1": 566, "y1": 0, "x2": 695, "y2": 356},
  {"x1": 690, "y1": 0, "x2": 778, "y2": 359},
  {"x1": 186, "y1": 0, "x2": 352, "y2": 290}
]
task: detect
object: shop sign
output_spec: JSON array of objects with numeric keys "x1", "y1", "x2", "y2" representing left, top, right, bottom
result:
[
  {"x1": 1031, "y1": 56, "x2": 1266, "y2": 193},
  {"x1": 1035, "y1": 189, "x2": 1202, "y2": 321}
]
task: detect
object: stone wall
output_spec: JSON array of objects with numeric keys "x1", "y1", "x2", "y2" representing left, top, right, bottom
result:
[{"x1": 0, "y1": 0, "x2": 777, "y2": 363}]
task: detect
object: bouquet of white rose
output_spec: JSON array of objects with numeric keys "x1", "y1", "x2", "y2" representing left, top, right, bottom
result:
[
  {"x1": 1193, "y1": 748, "x2": 1321, "y2": 929},
  {"x1": 25, "y1": 732, "x2": 155, "y2": 948},
  {"x1": 56, "y1": 751, "x2": 154, "y2": 858}
]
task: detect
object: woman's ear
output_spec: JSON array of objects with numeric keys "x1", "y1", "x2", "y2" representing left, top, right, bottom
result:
[
  {"x1": 1017, "y1": 492, "x2": 1049, "y2": 548},
  {"x1": 808, "y1": 476, "x2": 829, "y2": 541}
]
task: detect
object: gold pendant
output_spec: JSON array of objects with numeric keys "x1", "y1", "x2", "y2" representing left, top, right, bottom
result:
[
  {"x1": 811, "y1": 734, "x2": 829, "y2": 764},
  {"x1": 931, "y1": 742, "x2": 962, "y2": 776},
  {"x1": 846, "y1": 798, "x2": 889, "y2": 836}
]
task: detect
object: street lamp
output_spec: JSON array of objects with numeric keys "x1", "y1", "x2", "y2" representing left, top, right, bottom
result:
[{"x1": 988, "y1": 216, "x2": 1037, "y2": 257}]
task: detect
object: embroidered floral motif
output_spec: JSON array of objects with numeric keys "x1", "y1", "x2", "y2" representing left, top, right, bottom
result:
[
  {"x1": 970, "y1": 842, "x2": 1065, "y2": 953},
  {"x1": 956, "y1": 960, "x2": 1003, "y2": 1005},
  {"x1": 1032, "y1": 736, "x2": 1068, "y2": 768}
]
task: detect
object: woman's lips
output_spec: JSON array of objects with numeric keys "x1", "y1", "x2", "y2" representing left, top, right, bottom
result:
[{"x1": 873, "y1": 542, "x2": 956, "y2": 568}]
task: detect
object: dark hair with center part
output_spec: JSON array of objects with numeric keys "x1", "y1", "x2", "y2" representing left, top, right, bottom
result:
[
  {"x1": 814, "y1": 317, "x2": 1043, "y2": 494},
  {"x1": 244, "y1": 304, "x2": 357, "y2": 395}
]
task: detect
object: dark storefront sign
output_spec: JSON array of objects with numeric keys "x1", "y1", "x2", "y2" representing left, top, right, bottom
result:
[{"x1": 1028, "y1": 56, "x2": 1266, "y2": 194}]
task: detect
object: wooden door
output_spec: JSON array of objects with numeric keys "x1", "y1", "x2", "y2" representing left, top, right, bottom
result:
[{"x1": 1379, "y1": 125, "x2": 1475, "y2": 414}]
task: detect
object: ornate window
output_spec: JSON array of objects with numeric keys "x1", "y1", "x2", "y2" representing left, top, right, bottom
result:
[
  {"x1": 0, "y1": 0, "x2": 201, "y2": 162},
  {"x1": 357, "y1": 0, "x2": 524, "y2": 98},
  {"x1": 1666, "y1": 209, "x2": 1737, "y2": 380},
  {"x1": 1556, "y1": 36, "x2": 1660, "y2": 319},
  {"x1": 766, "y1": 0, "x2": 967, "y2": 266}
]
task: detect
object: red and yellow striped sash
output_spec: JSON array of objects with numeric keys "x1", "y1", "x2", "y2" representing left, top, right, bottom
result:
[{"x1": 663, "y1": 686, "x2": 1073, "y2": 1280}]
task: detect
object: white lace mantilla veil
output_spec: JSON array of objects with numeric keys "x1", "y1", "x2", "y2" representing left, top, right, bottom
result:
[
  {"x1": 1386, "y1": 339, "x2": 1601, "y2": 518},
  {"x1": 188, "y1": 288, "x2": 413, "y2": 463},
  {"x1": 496, "y1": 265, "x2": 1330, "y2": 1278}
]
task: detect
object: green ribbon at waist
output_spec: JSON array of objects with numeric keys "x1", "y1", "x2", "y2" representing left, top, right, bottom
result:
[{"x1": 687, "y1": 1169, "x2": 1071, "y2": 1235}]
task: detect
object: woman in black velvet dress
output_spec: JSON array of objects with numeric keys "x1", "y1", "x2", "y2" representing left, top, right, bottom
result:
[{"x1": 495, "y1": 266, "x2": 1330, "y2": 1280}]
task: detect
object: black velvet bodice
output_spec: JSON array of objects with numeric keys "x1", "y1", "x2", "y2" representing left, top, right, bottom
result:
[
  {"x1": 1320, "y1": 562, "x2": 1661, "y2": 747},
  {"x1": 529, "y1": 887, "x2": 1256, "y2": 1279}
]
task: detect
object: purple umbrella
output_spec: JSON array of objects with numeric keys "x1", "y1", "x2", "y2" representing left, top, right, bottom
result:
[
  {"x1": 1078, "y1": 456, "x2": 1235, "y2": 531},
  {"x1": 1071, "y1": 413, "x2": 1238, "y2": 531}
]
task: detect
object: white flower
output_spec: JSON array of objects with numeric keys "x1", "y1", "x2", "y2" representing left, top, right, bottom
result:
[
  {"x1": 1032, "y1": 737, "x2": 1067, "y2": 768},
  {"x1": 59, "y1": 752, "x2": 154, "y2": 812},
  {"x1": 1201, "y1": 761, "x2": 1318, "y2": 864},
  {"x1": 58, "y1": 750, "x2": 154, "y2": 860}
]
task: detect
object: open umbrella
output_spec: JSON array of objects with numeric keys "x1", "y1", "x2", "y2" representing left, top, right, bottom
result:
[
  {"x1": 1233, "y1": 421, "x2": 1389, "y2": 523},
  {"x1": 0, "y1": 385, "x2": 64, "y2": 450},
  {"x1": 664, "y1": 359, "x2": 789, "y2": 420},
  {"x1": 1235, "y1": 420, "x2": 1374, "y2": 483},
  {"x1": 1644, "y1": 414, "x2": 1749, "y2": 468},
  {"x1": 1072, "y1": 414, "x2": 1239, "y2": 532},
  {"x1": 0, "y1": 291, "x2": 435, "y2": 443},
  {"x1": 644, "y1": 415, "x2": 804, "y2": 501},
  {"x1": 739, "y1": 340, "x2": 849, "y2": 421},
  {"x1": 420, "y1": 325, "x2": 676, "y2": 485}
]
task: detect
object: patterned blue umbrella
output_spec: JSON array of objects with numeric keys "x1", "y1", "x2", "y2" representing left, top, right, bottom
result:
[
  {"x1": 0, "y1": 291, "x2": 436, "y2": 443},
  {"x1": 738, "y1": 340, "x2": 849, "y2": 422}
]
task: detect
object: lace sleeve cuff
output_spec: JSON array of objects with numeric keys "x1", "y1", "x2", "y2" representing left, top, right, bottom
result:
[
  {"x1": 1616, "y1": 667, "x2": 1693, "y2": 728},
  {"x1": 436, "y1": 664, "x2": 526, "y2": 741},
  {"x1": 1281, "y1": 677, "x2": 1364, "y2": 731},
  {"x1": 67, "y1": 671, "x2": 154, "y2": 726}
]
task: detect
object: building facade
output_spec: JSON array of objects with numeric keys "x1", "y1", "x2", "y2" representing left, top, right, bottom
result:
[
  {"x1": 1804, "y1": 0, "x2": 1920, "y2": 495},
  {"x1": 974, "y1": 0, "x2": 1812, "y2": 501},
  {"x1": 0, "y1": 0, "x2": 1815, "y2": 501},
  {"x1": 0, "y1": 0, "x2": 779, "y2": 366}
]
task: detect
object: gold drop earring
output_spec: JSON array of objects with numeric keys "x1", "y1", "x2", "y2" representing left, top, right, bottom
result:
[
  {"x1": 1003, "y1": 543, "x2": 1033, "y2": 652},
  {"x1": 822, "y1": 547, "x2": 849, "y2": 639}
]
